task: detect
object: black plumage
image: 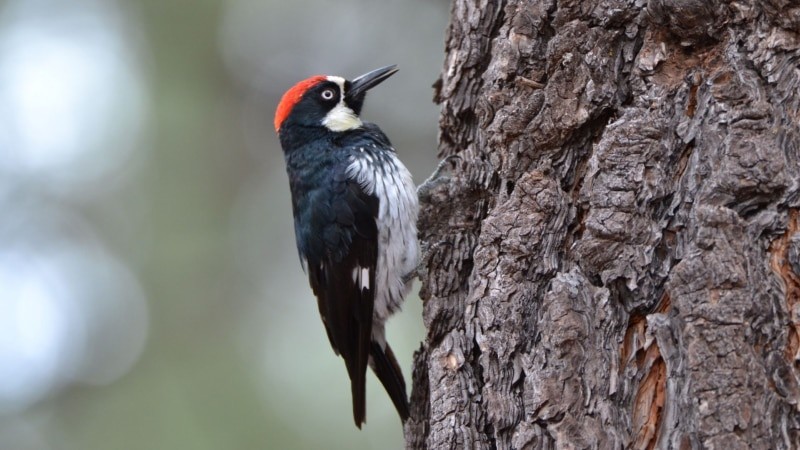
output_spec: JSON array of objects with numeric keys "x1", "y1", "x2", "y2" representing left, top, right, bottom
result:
[{"x1": 275, "y1": 66, "x2": 414, "y2": 428}]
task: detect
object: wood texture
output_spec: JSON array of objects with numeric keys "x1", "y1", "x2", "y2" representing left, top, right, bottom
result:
[{"x1": 406, "y1": 0, "x2": 800, "y2": 448}]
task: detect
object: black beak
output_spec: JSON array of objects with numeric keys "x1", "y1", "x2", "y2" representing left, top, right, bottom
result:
[{"x1": 347, "y1": 65, "x2": 398, "y2": 100}]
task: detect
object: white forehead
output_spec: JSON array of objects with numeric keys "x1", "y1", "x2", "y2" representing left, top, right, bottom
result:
[{"x1": 326, "y1": 76, "x2": 346, "y2": 90}]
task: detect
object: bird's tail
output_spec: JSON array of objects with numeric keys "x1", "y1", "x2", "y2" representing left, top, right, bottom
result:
[{"x1": 370, "y1": 340, "x2": 410, "y2": 422}]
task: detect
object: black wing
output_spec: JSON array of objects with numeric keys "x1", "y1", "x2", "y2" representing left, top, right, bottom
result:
[{"x1": 300, "y1": 171, "x2": 378, "y2": 428}]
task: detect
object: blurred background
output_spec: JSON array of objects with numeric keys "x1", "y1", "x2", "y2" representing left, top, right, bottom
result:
[{"x1": 0, "y1": 0, "x2": 447, "y2": 448}]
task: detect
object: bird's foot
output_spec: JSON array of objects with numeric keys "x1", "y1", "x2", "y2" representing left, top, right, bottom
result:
[{"x1": 416, "y1": 155, "x2": 460, "y2": 198}]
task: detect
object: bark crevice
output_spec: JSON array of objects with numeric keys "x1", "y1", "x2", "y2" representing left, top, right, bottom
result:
[{"x1": 407, "y1": 0, "x2": 800, "y2": 448}]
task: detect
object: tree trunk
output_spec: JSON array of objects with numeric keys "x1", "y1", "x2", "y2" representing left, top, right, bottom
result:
[{"x1": 405, "y1": 0, "x2": 800, "y2": 448}]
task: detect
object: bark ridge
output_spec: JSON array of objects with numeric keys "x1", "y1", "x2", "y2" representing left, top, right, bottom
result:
[{"x1": 407, "y1": 1, "x2": 800, "y2": 448}]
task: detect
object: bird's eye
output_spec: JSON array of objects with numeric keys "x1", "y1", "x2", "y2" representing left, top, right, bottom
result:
[{"x1": 321, "y1": 89, "x2": 336, "y2": 100}]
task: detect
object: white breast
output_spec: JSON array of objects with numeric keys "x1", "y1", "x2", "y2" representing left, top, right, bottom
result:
[{"x1": 346, "y1": 147, "x2": 419, "y2": 327}]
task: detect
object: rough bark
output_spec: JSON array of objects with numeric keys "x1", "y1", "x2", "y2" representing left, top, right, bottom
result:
[{"x1": 406, "y1": 0, "x2": 800, "y2": 448}]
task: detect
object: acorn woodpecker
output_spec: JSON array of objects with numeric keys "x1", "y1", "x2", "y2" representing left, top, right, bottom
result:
[{"x1": 274, "y1": 65, "x2": 418, "y2": 427}]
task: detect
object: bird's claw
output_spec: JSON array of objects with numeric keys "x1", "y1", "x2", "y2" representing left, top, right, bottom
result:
[{"x1": 416, "y1": 154, "x2": 460, "y2": 198}]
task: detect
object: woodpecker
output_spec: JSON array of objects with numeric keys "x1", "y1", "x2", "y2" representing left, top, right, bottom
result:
[{"x1": 274, "y1": 65, "x2": 418, "y2": 427}]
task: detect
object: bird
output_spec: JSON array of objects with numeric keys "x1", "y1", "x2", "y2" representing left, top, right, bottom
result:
[{"x1": 273, "y1": 65, "x2": 419, "y2": 428}]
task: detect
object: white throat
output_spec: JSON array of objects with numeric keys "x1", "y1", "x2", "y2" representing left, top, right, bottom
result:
[{"x1": 322, "y1": 76, "x2": 362, "y2": 132}]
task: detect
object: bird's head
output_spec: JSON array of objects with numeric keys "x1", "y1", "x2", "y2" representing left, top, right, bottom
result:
[{"x1": 274, "y1": 65, "x2": 398, "y2": 135}]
